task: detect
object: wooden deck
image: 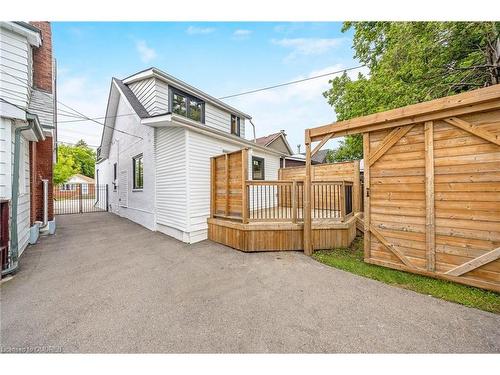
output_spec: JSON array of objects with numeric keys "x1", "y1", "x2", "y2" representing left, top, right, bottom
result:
[{"x1": 208, "y1": 149, "x2": 361, "y2": 253}]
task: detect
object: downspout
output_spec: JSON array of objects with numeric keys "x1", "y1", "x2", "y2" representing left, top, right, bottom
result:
[
  {"x1": 2, "y1": 120, "x2": 35, "y2": 276},
  {"x1": 248, "y1": 119, "x2": 256, "y2": 143}
]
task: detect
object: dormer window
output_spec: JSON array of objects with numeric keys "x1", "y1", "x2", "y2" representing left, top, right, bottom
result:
[
  {"x1": 170, "y1": 88, "x2": 205, "y2": 123},
  {"x1": 231, "y1": 115, "x2": 240, "y2": 136}
]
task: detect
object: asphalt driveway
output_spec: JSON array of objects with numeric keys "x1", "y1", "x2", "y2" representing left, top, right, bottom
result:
[{"x1": 1, "y1": 213, "x2": 499, "y2": 353}]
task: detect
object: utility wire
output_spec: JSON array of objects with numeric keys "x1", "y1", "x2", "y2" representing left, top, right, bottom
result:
[
  {"x1": 217, "y1": 65, "x2": 366, "y2": 100},
  {"x1": 0, "y1": 69, "x2": 143, "y2": 140},
  {"x1": 2, "y1": 64, "x2": 367, "y2": 136}
]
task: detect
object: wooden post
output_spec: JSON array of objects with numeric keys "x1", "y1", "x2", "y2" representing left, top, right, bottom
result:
[
  {"x1": 363, "y1": 133, "x2": 371, "y2": 261},
  {"x1": 241, "y1": 148, "x2": 248, "y2": 224},
  {"x1": 225, "y1": 153, "x2": 229, "y2": 217},
  {"x1": 424, "y1": 121, "x2": 436, "y2": 271},
  {"x1": 352, "y1": 159, "x2": 360, "y2": 213},
  {"x1": 210, "y1": 157, "x2": 216, "y2": 218},
  {"x1": 303, "y1": 130, "x2": 313, "y2": 255},
  {"x1": 292, "y1": 180, "x2": 297, "y2": 223},
  {"x1": 340, "y1": 181, "x2": 346, "y2": 222}
]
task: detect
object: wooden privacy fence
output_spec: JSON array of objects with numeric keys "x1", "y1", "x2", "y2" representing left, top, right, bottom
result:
[
  {"x1": 211, "y1": 149, "x2": 247, "y2": 220},
  {"x1": 306, "y1": 84, "x2": 500, "y2": 292}
]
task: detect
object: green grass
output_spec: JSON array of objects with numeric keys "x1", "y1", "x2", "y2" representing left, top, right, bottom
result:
[{"x1": 313, "y1": 236, "x2": 500, "y2": 314}]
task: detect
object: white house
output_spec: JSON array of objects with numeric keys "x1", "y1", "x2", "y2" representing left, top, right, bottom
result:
[
  {"x1": 59, "y1": 174, "x2": 95, "y2": 195},
  {"x1": 96, "y1": 67, "x2": 284, "y2": 243},
  {"x1": 0, "y1": 22, "x2": 56, "y2": 274}
]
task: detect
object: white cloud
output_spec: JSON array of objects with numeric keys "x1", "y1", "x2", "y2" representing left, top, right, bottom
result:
[
  {"x1": 272, "y1": 37, "x2": 345, "y2": 61},
  {"x1": 222, "y1": 64, "x2": 368, "y2": 153},
  {"x1": 135, "y1": 40, "x2": 157, "y2": 63},
  {"x1": 232, "y1": 29, "x2": 252, "y2": 40},
  {"x1": 186, "y1": 26, "x2": 215, "y2": 35}
]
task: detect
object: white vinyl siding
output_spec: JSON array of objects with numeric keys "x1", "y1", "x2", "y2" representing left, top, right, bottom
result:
[
  {"x1": 249, "y1": 148, "x2": 280, "y2": 180},
  {"x1": 185, "y1": 129, "x2": 279, "y2": 242},
  {"x1": 204, "y1": 103, "x2": 246, "y2": 138},
  {"x1": 128, "y1": 77, "x2": 169, "y2": 116},
  {"x1": 246, "y1": 148, "x2": 280, "y2": 212},
  {"x1": 186, "y1": 131, "x2": 239, "y2": 240},
  {"x1": 0, "y1": 118, "x2": 10, "y2": 198},
  {"x1": 204, "y1": 103, "x2": 230, "y2": 133},
  {"x1": 98, "y1": 95, "x2": 156, "y2": 229},
  {"x1": 0, "y1": 119, "x2": 30, "y2": 255},
  {"x1": 155, "y1": 127, "x2": 188, "y2": 231},
  {"x1": 0, "y1": 27, "x2": 31, "y2": 108}
]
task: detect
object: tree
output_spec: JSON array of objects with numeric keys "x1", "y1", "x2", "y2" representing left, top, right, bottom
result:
[
  {"x1": 53, "y1": 151, "x2": 76, "y2": 185},
  {"x1": 53, "y1": 141, "x2": 96, "y2": 184},
  {"x1": 324, "y1": 22, "x2": 500, "y2": 162}
]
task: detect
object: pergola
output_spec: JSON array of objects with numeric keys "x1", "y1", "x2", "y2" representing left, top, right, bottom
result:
[{"x1": 302, "y1": 84, "x2": 500, "y2": 292}]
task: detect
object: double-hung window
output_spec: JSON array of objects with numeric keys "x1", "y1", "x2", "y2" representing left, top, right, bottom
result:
[
  {"x1": 170, "y1": 88, "x2": 205, "y2": 123},
  {"x1": 133, "y1": 154, "x2": 143, "y2": 190},
  {"x1": 231, "y1": 115, "x2": 240, "y2": 136},
  {"x1": 252, "y1": 157, "x2": 265, "y2": 180}
]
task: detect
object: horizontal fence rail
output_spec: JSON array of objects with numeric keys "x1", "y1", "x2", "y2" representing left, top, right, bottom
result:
[{"x1": 54, "y1": 183, "x2": 108, "y2": 215}]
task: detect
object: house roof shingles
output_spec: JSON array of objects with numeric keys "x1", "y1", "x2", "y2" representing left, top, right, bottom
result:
[{"x1": 255, "y1": 132, "x2": 283, "y2": 147}]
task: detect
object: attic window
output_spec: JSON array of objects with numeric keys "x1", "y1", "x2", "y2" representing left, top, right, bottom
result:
[
  {"x1": 170, "y1": 88, "x2": 205, "y2": 123},
  {"x1": 231, "y1": 115, "x2": 240, "y2": 136}
]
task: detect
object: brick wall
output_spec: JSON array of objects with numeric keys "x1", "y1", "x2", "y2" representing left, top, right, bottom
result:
[
  {"x1": 30, "y1": 21, "x2": 53, "y2": 93},
  {"x1": 29, "y1": 138, "x2": 54, "y2": 224},
  {"x1": 29, "y1": 21, "x2": 55, "y2": 224}
]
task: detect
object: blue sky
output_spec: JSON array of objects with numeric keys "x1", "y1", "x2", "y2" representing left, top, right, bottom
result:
[{"x1": 53, "y1": 22, "x2": 366, "y2": 151}]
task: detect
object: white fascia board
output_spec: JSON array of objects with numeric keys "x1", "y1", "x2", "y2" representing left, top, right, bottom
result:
[
  {"x1": 1, "y1": 100, "x2": 27, "y2": 121},
  {"x1": 141, "y1": 114, "x2": 284, "y2": 157},
  {"x1": 0, "y1": 22, "x2": 41, "y2": 47},
  {"x1": 123, "y1": 68, "x2": 251, "y2": 120}
]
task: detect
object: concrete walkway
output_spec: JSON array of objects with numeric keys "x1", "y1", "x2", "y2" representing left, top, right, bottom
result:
[{"x1": 1, "y1": 213, "x2": 499, "y2": 353}]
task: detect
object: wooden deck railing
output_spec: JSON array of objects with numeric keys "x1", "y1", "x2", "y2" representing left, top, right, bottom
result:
[
  {"x1": 246, "y1": 180, "x2": 304, "y2": 222},
  {"x1": 311, "y1": 181, "x2": 353, "y2": 220},
  {"x1": 210, "y1": 149, "x2": 356, "y2": 225},
  {"x1": 244, "y1": 180, "x2": 352, "y2": 223}
]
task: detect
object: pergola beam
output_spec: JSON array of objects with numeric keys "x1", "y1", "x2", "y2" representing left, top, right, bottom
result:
[{"x1": 307, "y1": 85, "x2": 500, "y2": 142}]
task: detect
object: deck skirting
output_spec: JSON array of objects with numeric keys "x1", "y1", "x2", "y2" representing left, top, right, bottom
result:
[{"x1": 208, "y1": 215, "x2": 357, "y2": 252}]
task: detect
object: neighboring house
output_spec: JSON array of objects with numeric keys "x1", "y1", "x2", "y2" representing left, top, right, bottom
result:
[
  {"x1": 96, "y1": 67, "x2": 284, "y2": 243},
  {"x1": 255, "y1": 130, "x2": 315, "y2": 167},
  {"x1": 296, "y1": 149, "x2": 332, "y2": 164},
  {"x1": 58, "y1": 174, "x2": 95, "y2": 196},
  {"x1": 0, "y1": 21, "x2": 56, "y2": 274}
]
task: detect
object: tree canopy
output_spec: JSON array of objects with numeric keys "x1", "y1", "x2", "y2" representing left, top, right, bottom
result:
[
  {"x1": 53, "y1": 141, "x2": 96, "y2": 184},
  {"x1": 324, "y1": 21, "x2": 500, "y2": 162}
]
